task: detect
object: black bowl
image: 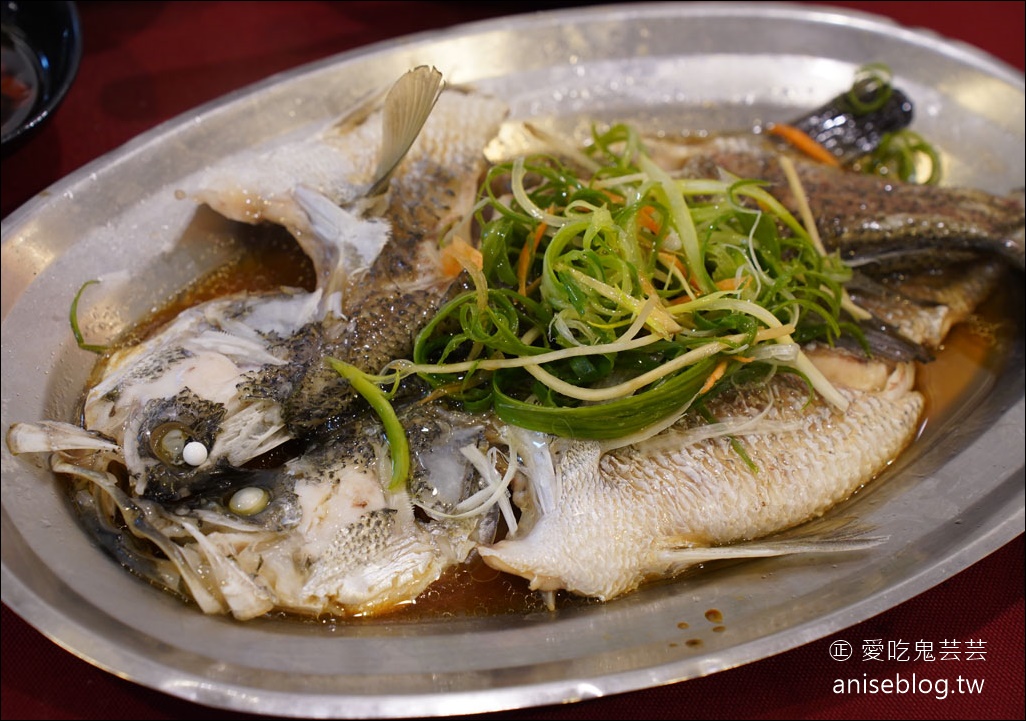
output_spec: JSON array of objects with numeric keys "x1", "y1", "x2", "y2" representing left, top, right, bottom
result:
[{"x1": 1, "y1": 0, "x2": 82, "y2": 155}]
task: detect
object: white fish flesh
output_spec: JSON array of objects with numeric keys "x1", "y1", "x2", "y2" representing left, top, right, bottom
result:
[{"x1": 478, "y1": 359, "x2": 921, "y2": 601}]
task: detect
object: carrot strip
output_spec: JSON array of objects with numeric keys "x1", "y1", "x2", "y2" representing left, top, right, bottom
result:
[
  {"x1": 517, "y1": 214, "x2": 549, "y2": 296},
  {"x1": 638, "y1": 205, "x2": 661, "y2": 234},
  {"x1": 714, "y1": 276, "x2": 751, "y2": 292},
  {"x1": 698, "y1": 359, "x2": 729, "y2": 395},
  {"x1": 767, "y1": 123, "x2": 841, "y2": 168},
  {"x1": 658, "y1": 251, "x2": 703, "y2": 299},
  {"x1": 440, "y1": 237, "x2": 483, "y2": 278},
  {"x1": 600, "y1": 188, "x2": 625, "y2": 204}
]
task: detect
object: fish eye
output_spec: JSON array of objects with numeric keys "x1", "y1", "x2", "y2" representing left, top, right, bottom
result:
[
  {"x1": 182, "y1": 441, "x2": 209, "y2": 466},
  {"x1": 229, "y1": 487, "x2": 270, "y2": 515},
  {"x1": 149, "y1": 421, "x2": 205, "y2": 467}
]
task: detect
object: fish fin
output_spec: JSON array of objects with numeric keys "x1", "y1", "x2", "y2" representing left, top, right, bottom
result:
[
  {"x1": 657, "y1": 519, "x2": 887, "y2": 565},
  {"x1": 7, "y1": 420, "x2": 120, "y2": 455},
  {"x1": 293, "y1": 185, "x2": 391, "y2": 272},
  {"x1": 366, "y1": 65, "x2": 445, "y2": 198},
  {"x1": 50, "y1": 458, "x2": 228, "y2": 615}
]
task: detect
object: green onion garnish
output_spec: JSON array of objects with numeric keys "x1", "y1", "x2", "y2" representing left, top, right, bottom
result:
[
  {"x1": 70, "y1": 280, "x2": 108, "y2": 354},
  {"x1": 369, "y1": 122, "x2": 858, "y2": 443},
  {"x1": 329, "y1": 358, "x2": 410, "y2": 490}
]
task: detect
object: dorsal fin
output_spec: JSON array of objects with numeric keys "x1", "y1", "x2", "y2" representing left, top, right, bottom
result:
[{"x1": 367, "y1": 65, "x2": 445, "y2": 197}]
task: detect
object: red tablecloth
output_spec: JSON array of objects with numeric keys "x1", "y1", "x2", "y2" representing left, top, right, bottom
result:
[{"x1": 2, "y1": 2, "x2": 1023, "y2": 719}]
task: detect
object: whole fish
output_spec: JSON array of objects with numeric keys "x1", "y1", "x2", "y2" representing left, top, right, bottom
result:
[{"x1": 6, "y1": 69, "x2": 1022, "y2": 619}]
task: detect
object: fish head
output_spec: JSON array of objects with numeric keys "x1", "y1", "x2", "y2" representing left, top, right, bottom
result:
[
  {"x1": 78, "y1": 294, "x2": 320, "y2": 500},
  {"x1": 66, "y1": 393, "x2": 503, "y2": 620}
]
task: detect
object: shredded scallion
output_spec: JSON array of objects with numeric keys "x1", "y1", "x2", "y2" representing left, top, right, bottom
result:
[
  {"x1": 70, "y1": 280, "x2": 109, "y2": 354},
  {"x1": 371, "y1": 122, "x2": 861, "y2": 443}
]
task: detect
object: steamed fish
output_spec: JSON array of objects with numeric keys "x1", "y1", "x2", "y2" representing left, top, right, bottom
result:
[
  {"x1": 6, "y1": 67, "x2": 510, "y2": 618},
  {"x1": 6, "y1": 66, "x2": 1023, "y2": 620}
]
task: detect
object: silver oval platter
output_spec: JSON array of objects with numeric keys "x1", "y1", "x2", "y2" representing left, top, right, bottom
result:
[{"x1": 2, "y1": 2, "x2": 1023, "y2": 718}]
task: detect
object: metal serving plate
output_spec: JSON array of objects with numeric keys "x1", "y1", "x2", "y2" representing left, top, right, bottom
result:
[{"x1": 2, "y1": 2, "x2": 1023, "y2": 717}]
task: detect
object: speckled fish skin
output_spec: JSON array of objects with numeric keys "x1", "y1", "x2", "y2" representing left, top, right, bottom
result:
[
  {"x1": 845, "y1": 258, "x2": 1007, "y2": 351},
  {"x1": 653, "y1": 135, "x2": 1026, "y2": 272},
  {"x1": 478, "y1": 363, "x2": 923, "y2": 601},
  {"x1": 192, "y1": 83, "x2": 509, "y2": 435},
  {"x1": 80, "y1": 289, "x2": 323, "y2": 501},
  {"x1": 5, "y1": 70, "x2": 510, "y2": 619},
  {"x1": 280, "y1": 89, "x2": 505, "y2": 434}
]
